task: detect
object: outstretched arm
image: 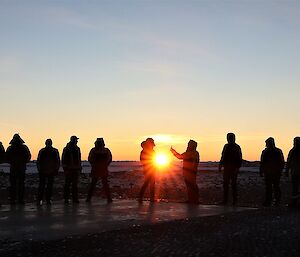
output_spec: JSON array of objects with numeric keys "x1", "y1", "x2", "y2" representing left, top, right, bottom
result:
[{"x1": 170, "y1": 147, "x2": 183, "y2": 159}]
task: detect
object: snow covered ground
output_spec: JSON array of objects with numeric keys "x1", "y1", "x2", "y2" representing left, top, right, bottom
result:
[{"x1": 0, "y1": 161, "x2": 259, "y2": 174}]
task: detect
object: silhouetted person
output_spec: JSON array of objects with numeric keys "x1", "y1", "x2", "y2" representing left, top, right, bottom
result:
[
  {"x1": 86, "y1": 138, "x2": 112, "y2": 203},
  {"x1": 260, "y1": 137, "x2": 284, "y2": 206},
  {"x1": 0, "y1": 141, "x2": 5, "y2": 164},
  {"x1": 138, "y1": 138, "x2": 156, "y2": 202},
  {"x1": 6, "y1": 134, "x2": 31, "y2": 204},
  {"x1": 219, "y1": 133, "x2": 242, "y2": 205},
  {"x1": 62, "y1": 136, "x2": 82, "y2": 204},
  {"x1": 36, "y1": 139, "x2": 60, "y2": 206},
  {"x1": 170, "y1": 140, "x2": 200, "y2": 204},
  {"x1": 0, "y1": 141, "x2": 5, "y2": 206},
  {"x1": 286, "y1": 137, "x2": 300, "y2": 207}
]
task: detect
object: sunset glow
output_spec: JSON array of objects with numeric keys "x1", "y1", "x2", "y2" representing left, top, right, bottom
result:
[
  {"x1": 155, "y1": 153, "x2": 170, "y2": 167},
  {"x1": 1, "y1": 2, "x2": 300, "y2": 161}
]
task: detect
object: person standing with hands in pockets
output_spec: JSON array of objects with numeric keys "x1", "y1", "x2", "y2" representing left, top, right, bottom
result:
[
  {"x1": 219, "y1": 133, "x2": 242, "y2": 205},
  {"x1": 86, "y1": 138, "x2": 112, "y2": 203},
  {"x1": 62, "y1": 136, "x2": 82, "y2": 204}
]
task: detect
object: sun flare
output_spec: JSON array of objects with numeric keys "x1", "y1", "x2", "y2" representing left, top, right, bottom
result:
[{"x1": 155, "y1": 153, "x2": 169, "y2": 167}]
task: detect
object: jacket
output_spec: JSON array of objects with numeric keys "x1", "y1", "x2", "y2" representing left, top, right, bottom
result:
[
  {"x1": 62, "y1": 143, "x2": 82, "y2": 172},
  {"x1": 88, "y1": 147, "x2": 112, "y2": 178},
  {"x1": 220, "y1": 143, "x2": 242, "y2": 168},
  {"x1": 6, "y1": 143, "x2": 31, "y2": 171},
  {"x1": 173, "y1": 150, "x2": 199, "y2": 173},
  {"x1": 260, "y1": 147, "x2": 284, "y2": 175},
  {"x1": 37, "y1": 146, "x2": 60, "y2": 175},
  {"x1": 286, "y1": 147, "x2": 300, "y2": 176},
  {"x1": 140, "y1": 149, "x2": 156, "y2": 174}
]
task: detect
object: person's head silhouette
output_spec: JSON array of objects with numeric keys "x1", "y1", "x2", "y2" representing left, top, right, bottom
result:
[
  {"x1": 146, "y1": 138, "x2": 155, "y2": 147},
  {"x1": 227, "y1": 133, "x2": 236, "y2": 144},
  {"x1": 141, "y1": 140, "x2": 147, "y2": 149},
  {"x1": 265, "y1": 137, "x2": 275, "y2": 148},
  {"x1": 70, "y1": 135, "x2": 79, "y2": 145},
  {"x1": 45, "y1": 139, "x2": 52, "y2": 147},
  {"x1": 187, "y1": 140, "x2": 197, "y2": 151},
  {"x1": 10, "y1": 134, "x2": 25, "y2": 145},
  {"x1": 294, "y1": 137, "x2": 300, "y2": 148},
  {"x1": 95, "y1": 138, "x2": 105, "y2": 148}
]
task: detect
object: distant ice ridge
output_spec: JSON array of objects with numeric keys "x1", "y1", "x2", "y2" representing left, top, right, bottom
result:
[
  {"x1": 0, "y1": 161, "x2": 259, "y2": 174},
  {"x1": 0, "y1": 161, "x2": 143, "y2": 174}
]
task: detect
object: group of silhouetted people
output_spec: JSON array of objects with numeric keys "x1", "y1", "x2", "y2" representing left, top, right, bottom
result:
[
  {"x1": 138, "y1": 134, "x2": 300, "y2": 207},
  {"x1": 0, "y1": 133, "x2": 300, "y2": 208},
  {"x1": 0, "y1": 134, "x2": 112, "y2": 206}
]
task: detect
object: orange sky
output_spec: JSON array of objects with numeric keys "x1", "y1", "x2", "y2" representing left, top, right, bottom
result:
[{"x1": 0, "y1": 131, "x2": 297, "y2": 161}]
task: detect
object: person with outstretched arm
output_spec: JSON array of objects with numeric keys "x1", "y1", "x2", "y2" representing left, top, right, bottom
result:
[{"x1": 170, "y1": 140, "x2": 200, "y2": 204}]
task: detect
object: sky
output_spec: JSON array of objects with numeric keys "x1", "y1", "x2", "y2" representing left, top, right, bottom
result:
[{"x1": 1, "y1": 0, "x2": 300, "y2": 161}]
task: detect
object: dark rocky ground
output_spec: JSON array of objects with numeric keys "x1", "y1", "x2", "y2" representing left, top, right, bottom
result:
[
  {"x1": 1, "y1": 207, "x2": 299, "y2": 257},
  {"x1": 0, "y1": 169, "x2": 292, "y2": 207},
  {"x1": 0, "y1": 170, "x2": 299, "y2": 257}
]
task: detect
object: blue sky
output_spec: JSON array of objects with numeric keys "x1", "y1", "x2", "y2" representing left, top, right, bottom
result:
[{"x1": 1, "y1": 0, "x2": 300, "y2": 160}]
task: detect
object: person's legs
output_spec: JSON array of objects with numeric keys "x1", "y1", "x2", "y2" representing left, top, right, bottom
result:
[
  {"x1": 223, "y1": 170, "x2": 230, "y2": 204},
  {"x1": 191, "y1": 172, "x2": 199, "y2": 203},
  {"x1": 9, "y1": 170, "x2": 17, "y2": 203},
  {"x1": 289, "y1": 174, "x2": 299, "y2": 206},
  {"x1": 184, "y1": 170, "x2": 198, "y2": 204},
  {"x1": 183, "y1": 170, "x2": 192, "y2": 202},
  {"x1": 139, "y1": 173, "x2": 151, "y2": 201},
  {"x1": 273, "y1": 174, "x2": 281, "y2": 205},
  {"x1": 231, "y1": 170, "x2": 238, "y2": 204},
  {"x1": 101, "y1": 177, "x2": 112, "y2": 202},
  {"x1": 264, "y1": 174, "x2": 272, "y2": 206},
  {"x1": 71, "y1": 172, "x2": 79, "y2": 202},
  {"x1": 86, "y1": 177, "x2": 98, "y2": 202},
  {"x1": 17, "y1": 171, "x2": 25, "y2": 204},
  {"x1": 64, "y1": 173, "x2": 72, "y2": 202},
  {"x1": 46, "y1": 175, "x2": 54, "y2": 203},
  {"x1": 149, "y1": 174, "x2": 155, "y2": 201},
  {"x1": 190, "y1": 173, "x2": 199, "y2": 204},
  {"x1": 291, "y1": 175, "x2": 299, "y2": 197},
  {"x1": 38, "y1": 173, "x2": 46, "y2": 203}
]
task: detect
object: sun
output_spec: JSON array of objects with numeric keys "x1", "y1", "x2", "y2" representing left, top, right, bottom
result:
[{"x1": 155, "y1": 153, "x2": 169, "y2": 167}]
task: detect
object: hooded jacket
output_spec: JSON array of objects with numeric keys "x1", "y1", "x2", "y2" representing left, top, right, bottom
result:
[
  {"x1": 260, "y1": 147, "x2": 284, "y2": 175},
  {"x1": 286, "y1": 146, "x2": 300, "y2": 176},
  {"x1": 88, "y1": 147, "x2": 112, "y2": 178},
  {"x1": 220, "y1": 143, "x2": 242, "y2": 169},
  {"x1": 171, "y1": 141, "x2": 199, "y2": 173},
  {"x1": 6, "y1": 142, "x2": 31, "y2": 171}
]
